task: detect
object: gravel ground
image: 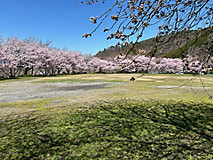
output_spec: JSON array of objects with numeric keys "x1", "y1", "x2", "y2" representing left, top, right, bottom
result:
[{"x1": 0, "y1": 80, "x2": 114, "y2": 103}]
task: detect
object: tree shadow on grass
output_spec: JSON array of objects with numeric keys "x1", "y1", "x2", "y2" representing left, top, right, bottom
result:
[
  {"x1": 68, "y1": 100, "x2": 213, "y2": 159},
  {"x1": 0, "y1": 100, "x2": 212, "y2": 159}
]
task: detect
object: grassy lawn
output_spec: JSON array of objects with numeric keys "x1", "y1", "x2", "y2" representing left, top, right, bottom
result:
[{"x1": 0, "y1": 74, "x2": 213, "y2": 159}]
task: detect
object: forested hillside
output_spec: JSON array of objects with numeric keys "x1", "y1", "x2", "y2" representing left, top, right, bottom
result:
[{"x1": 95, "y1": 27, "x2": 213, "y2": 61}]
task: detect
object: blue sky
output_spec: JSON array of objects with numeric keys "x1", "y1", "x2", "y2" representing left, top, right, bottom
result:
[{"x1": 0, "y1": 0, "x2": 157, "y2": 55}]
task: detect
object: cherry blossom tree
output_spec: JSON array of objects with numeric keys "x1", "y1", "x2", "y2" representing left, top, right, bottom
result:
[
  {"x1": 0, "y1": 37, "x2": 8, "y2": 78},
  {"x1": 183, "y1": 56, "x2": 208, "y2": 74},
  {"x1": 87, "y1": 57, "x2": 119, "y2": 73},
  {"x1": 156, "y1": 57, "x2": 183, "y2": 73},
  {"x1": 21, "y1": 39, "x2": 41, "y2": 75},
  {"x1": 68, "y1": 51, "x2": 88, "y2": 74},
  {"x1": 1, "y1": 38, "x2": 25, "y2": 77},
  {"x1": 115, "y1": 54, "x2": 184, "y2": 73}
]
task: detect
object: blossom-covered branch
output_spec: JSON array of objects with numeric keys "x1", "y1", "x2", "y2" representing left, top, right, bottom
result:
[{"x1": 81, "y1": 0, "x2": 212, "y2": 44}]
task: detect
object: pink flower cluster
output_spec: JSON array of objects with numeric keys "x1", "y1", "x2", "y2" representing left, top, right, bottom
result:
[{"x1": 115, "y1": 55, "x2": 184, "y2": 73}]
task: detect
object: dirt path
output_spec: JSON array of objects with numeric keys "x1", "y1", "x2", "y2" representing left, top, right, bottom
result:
[{"x1": 0, "y1": 80, "x2": 115, "y2": 103}]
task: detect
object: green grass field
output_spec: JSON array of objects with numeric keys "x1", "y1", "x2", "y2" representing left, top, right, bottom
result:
[{"x1": 0, "y1": 74, "x2": 213, "y2": 159}]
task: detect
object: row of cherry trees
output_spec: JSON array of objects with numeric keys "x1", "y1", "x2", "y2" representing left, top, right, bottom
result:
[
  {"x1": 114, "y1": 55, "x2": 208, "y2": 74},
  {"x1": 0, "y1": 37, "x2": 88, "y2": 78},
  {"x1": 0, "y1": 37, "x2": 209, "y2": 78}
]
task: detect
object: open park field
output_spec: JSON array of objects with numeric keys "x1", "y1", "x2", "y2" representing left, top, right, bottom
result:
[{"x1": 0, "y1": 74, "x2": 213, "y2": 159}]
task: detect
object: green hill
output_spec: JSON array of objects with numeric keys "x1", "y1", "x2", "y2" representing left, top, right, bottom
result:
[{"x1": 95, "y1": 27, "x2": 213, "y2": 60}]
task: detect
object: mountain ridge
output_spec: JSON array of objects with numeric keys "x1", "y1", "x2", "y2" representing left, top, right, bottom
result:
[{"x1": 95, "y1": 27, "x2": 213, "y2": 61}]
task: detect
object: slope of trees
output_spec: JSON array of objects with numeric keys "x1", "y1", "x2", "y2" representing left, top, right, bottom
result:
[{"x1": 96, "y1": 27, "x2": 213, "y2": 60}]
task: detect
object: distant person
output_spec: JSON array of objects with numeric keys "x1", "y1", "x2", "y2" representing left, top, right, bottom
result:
[{"x1": 130, "y1": 77, "x2": 135, "y2": 81}]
